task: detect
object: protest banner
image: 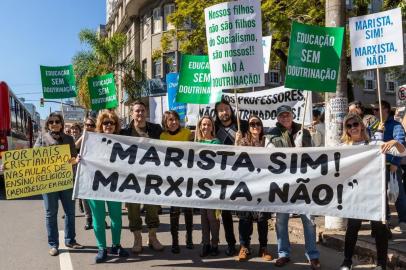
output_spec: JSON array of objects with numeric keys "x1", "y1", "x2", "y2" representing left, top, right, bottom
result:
[
  {"x1": 285, "y1": 22, "x2": 344, "y2": 92},
  {"x1": 40, "y1": 65, "x2": 77, "y2": 99},
  {"x1": 396, "y1": 85, "x2": 406, "y2": 107},
  {"x1": 166, "y1": 73, "x2": 187, "y2": 121},
  {"x1": 349, "y1": 8, "x2": 404, "y2": 71},
  {"x1": 177, "y1": 55, "x2": 222, "y2": 104},
  {"x1": 2, "y1": 145, "x2": 73, "y2": 199},
  {"x1": 204, "y1": 0, "x2": 264, "y2": 91},
  {"x1": 74, "y1": 132, "x2": 385, "y2": 221},
  {"x1": 88, "y1": 73, "x2": 118, "y2": 111},
  {"x1": 262, "y1": 36, "x2": 272, "y2": 73},
  {"x1": 186, "y1": 86, "x2": 312, "y2": 127}
]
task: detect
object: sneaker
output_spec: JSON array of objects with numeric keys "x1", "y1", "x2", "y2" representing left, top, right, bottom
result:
[
  {"x1": 225, "y1": 245, "x2": 237, "y2": 256},
  {"x1": 339, "y1": 260, "x2": 352, "y2": 270},
  {"x1": 258, "y1": 247, "x2": 272, "y2": 261},
  {"x1": 275, "y1": 257, "x2": 290, "y2": 267},
  {"x1": 309, "y1": 258, "x2": 321, "y2": 270},
  {"x1": 49, "y1": 247, "x2": 59, "y2": 256},
  {"x1": 236, "y1": 246, "x2": 249, "y2": 262},
  {"x1": 95, "y1": 249, "x2": 107, "y2": 263},
  {"x1": 393, "y1": 222, "x2": 406, "y2": 233},
  {"x1": 110, "y1": 245, "x2": 129, "y2": 257},
  {"x1": 200, "y1": 244, "x2": 211, "y2": 257},
  {"x1": 171, "y1": 244, "x2": 180, "y2": 254},
  {"x1": 65, "y1": 242, "x2": 84, "y2": 249}
]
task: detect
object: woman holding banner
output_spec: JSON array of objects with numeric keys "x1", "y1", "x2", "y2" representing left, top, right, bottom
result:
[
  {"x1": 87, "y1": 111, "x2": 129, "y2": 263},
  {"x1": 160, "y1": 110, "x2": 194, "y2": 254},
  {"x1": 34, "y1": 112, "x2": 83, "y2": 256},
  {"x1": 235, "y1": 115, "x2": 273, "y2": 262},
  {"x1": 196, "y1": 116, "x2": 221, "y2": 257},
  {"x1": 339, "y1": 113, "x2": 389, "y2": 270}
]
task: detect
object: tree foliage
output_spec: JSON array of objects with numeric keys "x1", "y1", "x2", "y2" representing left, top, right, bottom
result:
[{"x1": 72, "y1": 29, "x2": 144, "y2": 109}]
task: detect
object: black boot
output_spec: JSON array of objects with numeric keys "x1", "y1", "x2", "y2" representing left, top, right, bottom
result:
[
  {"x1": 200, "y1": 244, "x2": 211, "y2": 257},
  {"x1": 185, "y1": 208, "x2": 194, "y2": 249},
  {"x1": 170, "y1": 207, "x2": 180, "y2": 254}
]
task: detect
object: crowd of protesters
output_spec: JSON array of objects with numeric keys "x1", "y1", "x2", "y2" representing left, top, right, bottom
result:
[{"x1": 4, "y1": 98, "x2": 406, "y2": 270}]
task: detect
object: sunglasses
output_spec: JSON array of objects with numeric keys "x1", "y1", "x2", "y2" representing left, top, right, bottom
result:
[
  {"x1": 249, "y1": 121, "x2": 262, "y2": 128},
  {"x1": 48, "y1": 120, "x2": 61, "y2": 125},
  {"x1": 102, "y1": 121, "x2": 116, "y2": 126},
  {"x1": 346, "y1": 122, "x2": 360, "y2": 129},
  {"x1": 85, "y1": 123, "x2": 96, "y2": 128}
]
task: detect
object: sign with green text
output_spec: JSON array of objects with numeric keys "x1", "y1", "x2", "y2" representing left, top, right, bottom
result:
[
  {"x1": 88, "y1": 73, "x2": 118, "y2": 110},
  {"x1": 285, "y1": 22, "x2": 344, "y2": 92},
  {"x1": 40, "y1": 65, "x2": 77, "y2": 99},
  {"x1": 177, "y1": 55, "x2": 222, "y2": 104}
]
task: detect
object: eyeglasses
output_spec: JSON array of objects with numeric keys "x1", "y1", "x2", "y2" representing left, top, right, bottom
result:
[
  {"x1": 48, "y1": 120, "x2": 61, "y2": 125},
  {"x1": 346, "y1": 122, "x2": 360, "y2": 129},
  {"x1": 102, "y1": 121, "x2": 116, "y2": 126},
  {"x1": 249, "y1": 122, "x2": 262, "y2": 128},
  {"x1": 85, "y1": 123, "x2": 96, "y2": 128}
]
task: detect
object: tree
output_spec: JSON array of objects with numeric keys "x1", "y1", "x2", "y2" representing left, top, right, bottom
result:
[{"x1": 72, "y1": 29, "x2": 144, "y2": 108}]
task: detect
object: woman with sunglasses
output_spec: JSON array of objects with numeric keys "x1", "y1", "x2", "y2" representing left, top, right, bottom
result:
[
  {"x1": 160, "y1": 110, "x2": 194, "y2": 254},
  {"x1": 75, "y1": 117, "x2": 96, "y2": 230},
  {"x1": 34, "y1": 113, "x2": 83, "y2": 256},
  {"x1": 196, "y1": 115, "x2": 221, "y2": 257},
  {"x1": 235, "y1": 115, "x2": 273, "y2": 262},
  {"x1": 339, "y1": 113, "x2": 389, "y2": 270},
  {"x1": 87, "y1": 111, "x2": 129, "y2": 263}
]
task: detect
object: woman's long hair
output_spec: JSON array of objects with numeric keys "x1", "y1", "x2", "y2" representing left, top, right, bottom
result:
[
  {"x1": 197, "y1": 116, "x2": 216, "y2": 141},
  {"x1": 245, "y1": 115, "x2": 264, "y2": 146},
  {"x1": 341, "y1": 113, "x2": 369, "y2": 144},
  {"x1": 96, "y1": 110, "x2": 121, "y2": 134}
]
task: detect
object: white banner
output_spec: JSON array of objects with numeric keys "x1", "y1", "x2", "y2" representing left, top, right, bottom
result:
[
  {"x1": 186, "y1": 86, "x2": 312, "y2": 127},
  {"x1": 74, "y1": 132, "x2": 386, "y2": 221},
  {"x1": 204, "y1": 0, "x2": 264, "y2": 90},
  {"x1": 349, "y1": 8, "x2": 404, "y2": 71},
  {"x1": 263, "y1": 36, "x2": 272, "y2": 73}
]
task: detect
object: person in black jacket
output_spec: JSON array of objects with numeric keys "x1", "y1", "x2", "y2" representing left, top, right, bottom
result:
[
  {"x1": 214, "y1": 98, "x2": 248, "y2": 256},
  {"x1": 120, "y1": 100, "x2": 164, "y2": 253}
]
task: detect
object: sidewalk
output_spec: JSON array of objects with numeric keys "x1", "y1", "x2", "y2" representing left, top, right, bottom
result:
[{"x1": 286, "y1": 209, "x2": 406, "y2": 269}]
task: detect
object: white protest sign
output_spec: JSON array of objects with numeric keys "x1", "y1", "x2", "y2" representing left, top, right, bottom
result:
[
  {"x1": 186, "y1": 86, "x2": 312, "y2": 127},
  {"x1": 74, "y1": 132, "x2": 385, "y2": 221},
  {"x1": 204, "y1": 0, "x2": 264, "y2": 90},
  {"x1": 148, "y1": 96, "x2": 168, "y2": 124},
  {"x1": 396, "y1": 84, "x2": 406, "y2": 107},
  {"x1": 349, "y1": 8, "x2": 404, "y2": 71},
  {"x1": 263, "y1": 35, "x2": 272, "y2": 73}
]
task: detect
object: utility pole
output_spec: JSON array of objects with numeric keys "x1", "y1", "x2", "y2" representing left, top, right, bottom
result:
[{"x1": 324, "y1": 0, "x2": 347, "y2": 230}]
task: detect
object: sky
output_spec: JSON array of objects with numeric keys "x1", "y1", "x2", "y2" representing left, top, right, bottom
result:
[{"x1": 0, "y1": 0, "x2": 106, "y2": 120}]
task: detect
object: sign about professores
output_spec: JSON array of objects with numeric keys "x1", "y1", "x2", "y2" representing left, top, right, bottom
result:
[
  {"x1": 2, "y1": 145, "x2": 74, "y2": 199},
  {"x1": 204, "y1": 0, "x2": 264, "y2": 91}
]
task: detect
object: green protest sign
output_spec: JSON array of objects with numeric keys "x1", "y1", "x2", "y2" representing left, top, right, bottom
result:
[
  {"x1": 88, "y1": 73, "x2": 118, "y2": 110},
  {"x1": 285, "y1": 21, "x2": 344, "y2": 92},
  {"x1": 177, "y1": 54, "x2": 222, "y2": 104},
  {"x1": 40, "y1": 65, "x2": 77, "y2": 99}
]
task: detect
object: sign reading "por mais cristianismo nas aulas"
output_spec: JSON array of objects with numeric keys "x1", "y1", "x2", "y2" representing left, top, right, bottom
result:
[{"x1": 74, "y1": 132, "x2": 385, "y2": 221}]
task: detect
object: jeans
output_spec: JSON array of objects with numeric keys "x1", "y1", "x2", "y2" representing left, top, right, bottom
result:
[
  {"x1": 275, "y1": 213, "x2": 319, "y2": 260},
  {"x1": 42, "y1": 189, "x2": 76, "y2": 248},
  {"x1": 239, "y1": 213, "x2": 269, "y2": 248},
  {"x1": 344, "y1": 219, "x2": 388, "y2": 266},
  {"x1": 386, "y1": 166, "x2": 406, "y2": 223},
  {"x1": 88, "y1": 200, "x2": 122, "y2": 249}
]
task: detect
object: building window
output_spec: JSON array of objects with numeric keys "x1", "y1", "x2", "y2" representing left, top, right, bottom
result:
[
  {"x1": 164, "y1": 52, "x2": 176, "y2": 74},
  {"x1": 142, "y1": 15, "x2": 149, "y2": 39},
  {"x1": 142, "y1": 59, "x2": 147, "y2": 79},
  {"x1": 152, "y1": 58, "x2": 162, "y2": 79},
  {"x1": 385, "y1": 72, "x2": 396, "y2": 93},
  {"x1": 363, "y1": 70, "x2": 375, "y2": 91},
  {"x1": 269, "y1": 71, "x2": 279, "y2": 84},
  {"x1": 152, "y1": 7, "x2": 162, "y2": 34},
  {"x1": 163, "y1": 4, "x2": 175, "y2": 31}
]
